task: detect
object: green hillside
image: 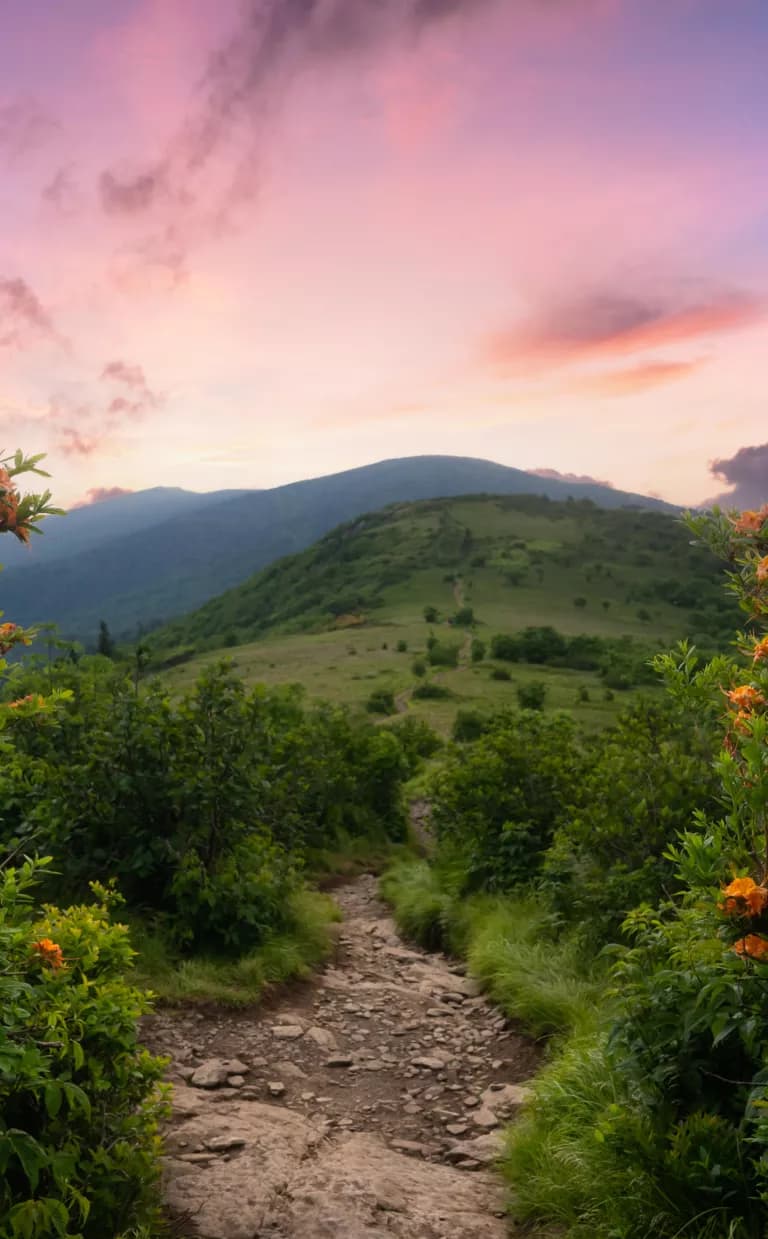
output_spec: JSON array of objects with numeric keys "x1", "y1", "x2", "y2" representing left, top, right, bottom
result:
[
  {"x1": 1, "y1": 454, "x2": 673, "y2": 642},
  {"x1": 149, "y1": 493, "x2": 735, "y2": 732}
]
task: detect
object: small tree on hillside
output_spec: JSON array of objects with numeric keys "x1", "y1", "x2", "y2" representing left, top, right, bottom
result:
[{"x1": 97, "y1": 619, "x2": 116, "y2": 659}]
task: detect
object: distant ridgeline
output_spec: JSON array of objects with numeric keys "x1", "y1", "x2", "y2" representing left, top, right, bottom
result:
[
  {"x1": 148, "y1": 493, "x2": 737, "y2": 662},
  {"x1": 0, "y1": 455, "x2": 674, "y2": 643}
]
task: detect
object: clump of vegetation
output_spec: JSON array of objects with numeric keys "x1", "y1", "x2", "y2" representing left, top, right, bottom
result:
[
  {"x1": 517, "y1": 681, "x2": 547, "y2": 710},
  {"x1": 412, "y1": 682, "x2": 452, "y2": 700},
  {"x1": 385, "y1": 501, "x2": 768, "y2": 1239},
  {"x1": 1, "y1": 454, "x2": 166, "y2": 1238},
  {"x1": 366, "y1": 687, "x2": 396, "y2": 714}
]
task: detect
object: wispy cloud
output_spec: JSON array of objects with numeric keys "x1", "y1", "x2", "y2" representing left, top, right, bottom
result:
[
  {"x1": 573, "y1": 359, "x2": 704, "y2": 397},
  {"x1": 530, "y1": 467, "x2": 614, "y2": 488},
  {"x1": 0, "y1": 97, "x2": 57, "y2": 162},
  {"x1": 0, "y1": 276, "x2": 63, "y2": 352},
  {"x1": 70, "y1": 485, "x2": 134, "y2": 508},
  {"x1": 486, "y1": 287, "x2": 764, "y2": 372},
  {"x1": 47, "y1": 359, "x2": 164, "y2": 456}
]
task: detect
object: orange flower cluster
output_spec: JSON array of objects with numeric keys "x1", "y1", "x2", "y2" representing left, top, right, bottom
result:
[
  {"x1": 727, "y1": 685, "x2": 766, "y2": 711},
  {"x1": 7, "y1": 693, "x2": 45, "y2": 710},
  {"x1": 731, "y1": 506, "x2": 768, "y2": 536},
  {"x1": 721, "y1": 876, "x2": 768, "y2": 916},
  {"x1": 0, "y1": 467, "x2": 31, "y2": 545},
  {"x1": 757, "y1": 556, "x2": 768, "y2": 584},
  {"x1": 31, "y1": 938, "x2": 64, "y2": 969},
  {"x1": 0, "y1": 621, "x2": 27, "y2": 656},
  {"x1": 733, "y1": 934, "x2": 768, "y2": 961},
  {"x1": 752, "y1": 637, "x2": 768, "y2": 665}
]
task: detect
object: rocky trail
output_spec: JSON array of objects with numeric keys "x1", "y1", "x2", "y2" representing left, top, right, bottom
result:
[{"x1": 142, "y1": 874, "x2": 538, "y2": 1238}]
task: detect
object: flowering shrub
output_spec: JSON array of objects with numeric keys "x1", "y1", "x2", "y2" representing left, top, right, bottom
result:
[
  {"x1": 0, "y1": 861, "x2": 167, "y2": 1238},
  {"x1": 1, "y1": 453, "x2": 165, "y2": 1238},
  {"x1": 595, "y1": 502, "x2": 768, "y2": 1236}
]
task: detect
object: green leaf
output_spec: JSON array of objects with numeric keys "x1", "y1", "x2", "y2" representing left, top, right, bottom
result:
[{"x1": 44, "y1": 1081, "x2": 62, "y2": 1119}]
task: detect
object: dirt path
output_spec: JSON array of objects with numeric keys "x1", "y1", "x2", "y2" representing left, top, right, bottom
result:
[{"x1": 143, "y1": 874, "x2": 538, "y2": 1238}]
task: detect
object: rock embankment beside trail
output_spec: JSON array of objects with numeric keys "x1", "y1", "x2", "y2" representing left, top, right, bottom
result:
[{"x1": 142, "y1": 874, "x2": 538, "y2": 1238}]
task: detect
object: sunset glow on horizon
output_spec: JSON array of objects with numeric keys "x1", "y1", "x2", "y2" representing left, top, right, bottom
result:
[{"x1": 1, "y1": 0, "x2": 767, "y2": 509}]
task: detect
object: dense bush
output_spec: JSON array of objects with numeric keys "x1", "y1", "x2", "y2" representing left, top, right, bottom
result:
[
  {"x1": 431, "y1": 709, "x2": 583, "y2": 891},
  {"x1": 489, "y1": 625, "x2": 658, "y2": 689},
  {"x1": 2, "y1": 660, "x2": 409, "y2": 954},
  {"x1": 426, "y1": 641, "x2": 460, "y2": 668},
  {"x1": 0, "y1": 862, "x2": 166, "y2": 1239},
  {"x1": 411, "y1": 682, "x2": 452, "y2": 701},
  {"x1": 544, "y1": 691, "x2": 721, "y2": 943},
  {"x1": 366, "y1": 687, "x2": 396, "y2": 714},
  {"x1": 1, "y1": 453, "x2": 165, "y2": 1238}
]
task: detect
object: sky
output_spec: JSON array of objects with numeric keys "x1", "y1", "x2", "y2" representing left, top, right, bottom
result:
[{"x1": 1, "y1": 0, "x2": 767, "y2": 509}]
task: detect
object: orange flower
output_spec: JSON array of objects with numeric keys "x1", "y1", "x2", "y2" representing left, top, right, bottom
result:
[
  {"x1": 726, "y1": 685, "x2": 766, "y2": 711},
  {"x1": 6, "y1": 693, "x2": 44, "y2": 710},
  {"x1": 731, "y1": 507, "x2": 768, "y2": 535},
  {"x1": 31, "y1": 938, "x2": 64, "y2": 969},
  {"x1": 757, "y1": 556, "x2": 768, "y2": 584},
  {"x1": 746, "y1": 886, "x2": 768, "y2": 915},
  {"x1": 752, "y1": 637, "x2": 768, "y2": 665},
  {"x1": 733, "y1": 934, "x2": 768, "y2": 960},
  {"x1": 723, "y1": 876, "x2": 759, "y2": 899},
  {"x1": 720, "y1": 877, "x2": 768, "y2": 916}
]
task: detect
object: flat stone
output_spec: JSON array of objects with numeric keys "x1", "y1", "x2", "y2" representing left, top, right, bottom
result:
[
  {"x1": 227, "y1": 1075, "x2": 245, "y2": 1088},
  {"x1": 471, "y1": 1108, "x2": 500, "y2": 1130},
  {"x1": 190, "y1": 1059, "x2": 248, "y2": 1089},
  {"x1": 205, "y1": 1135, "x2": 246, "y2": 1153},
  {"x1": 411, "y1": 1056, "x2": 449, "y2": 1071},
  {"x1": 272, "y1": 1024, "x2": 304, "y2": 1040},
  {"x1": 325, "y1": 1055, "x2": 353, "y2": 1068},
  {"x1": 305, "y1": 1026, "x2": 338, "y2": 1051},
  {"x1": 268, "y1": 1082, "x2": 286, "y2": 1098}
]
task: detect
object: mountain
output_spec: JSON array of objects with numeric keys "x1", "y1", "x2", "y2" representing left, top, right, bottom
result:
[
  {"x1": 0, "y1": 455, "x2": 675, "y2": 642},
  {"x1": 148, "y1": 493, "x2": 734, "y2": 731}
]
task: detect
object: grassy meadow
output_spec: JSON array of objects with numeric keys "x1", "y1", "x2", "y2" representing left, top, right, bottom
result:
[{"x1": 152, "y1": 493, "x2": 734, "y2": 732}]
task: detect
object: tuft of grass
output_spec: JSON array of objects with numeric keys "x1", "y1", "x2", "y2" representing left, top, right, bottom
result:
[
  {"x1": 463, "y1": 897, "x2": 602, "y2": 1038},
  {"x1": 132, "y1": 888, "x2": 340, "y2": 1006},
  {"x1": 380, "y1": 859, "x2": 457, "y2": 950},
  {"x1": 381, "y1": 859, "x2": 601, "y2": 1037},
  {"x1": 502, "y1": 1031, "x2": 643, "y2": 1236}
]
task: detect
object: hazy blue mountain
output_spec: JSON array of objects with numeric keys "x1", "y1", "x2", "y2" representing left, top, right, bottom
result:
[
  {"x1": 0, "y1": 486, "x2": 250, "y2": 567},
  {"x1": 0, "y1": 455, "x2": 675, "y2": 642}
]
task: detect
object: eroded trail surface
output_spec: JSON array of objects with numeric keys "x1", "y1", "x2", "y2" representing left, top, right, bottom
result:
[{"x1": 143, "y1": 875, "x2": 538, "y2": 1238}]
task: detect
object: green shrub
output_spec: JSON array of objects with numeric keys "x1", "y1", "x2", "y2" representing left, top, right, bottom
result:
[
  {"x1": 396, "y1": 639, "x2": 408, "y2": 653},
  {"x1": 411, "y1": 658, "x2": 427, "y2": 678},
  {"x1": 427, "y1": 641, "x2": 460, "y2": 668},
  {"x1": 470, "y1": 638, "x2": 486, "y2": 663},
  {"x1": 366, "y1": 687, "x2": 396, "y2": 714},
  {"x1": 431, "y1": 709, "x2": 583, "y2": 891},
  {"x1": 412, "y1": 682, "x2": 452, "y2": 701},
  {"x1": 0, "y1": 860, "x2": 166, "y2": 1239},
  {"x1": 452, "y1": 709, "x2": 489, "y2": 743},
  {"x1": 490, "y1": 666, "x2": 511, "y2": 681},
  {"x1": 453, "y1": 606, "x2": 474, "y2": 626},
  {"x1": 382, "y1": 716, "x2": 442, "y2": 771},
  {"x1": 517, "y1": 681, "x2": 547, "y2": 710},
  {"x1": 423, "y1": 605, "x2": 438, "y2": 623}
]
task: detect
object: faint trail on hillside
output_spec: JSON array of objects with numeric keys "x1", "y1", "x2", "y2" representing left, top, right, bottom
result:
[{"x1": 145, "y1": 875, "x2": 537, "y2": 1238}]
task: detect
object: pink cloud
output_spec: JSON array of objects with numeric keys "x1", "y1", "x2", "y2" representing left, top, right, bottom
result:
[
  {"x1": 70, "y1": 485, "x2": 134, "y2": 508},
  {"x1": 486, "y1": 289, "x2": 765, "y2": 372},
  {"x1": 573, "y1": 359, "x2": 705, "y2": 397}
]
